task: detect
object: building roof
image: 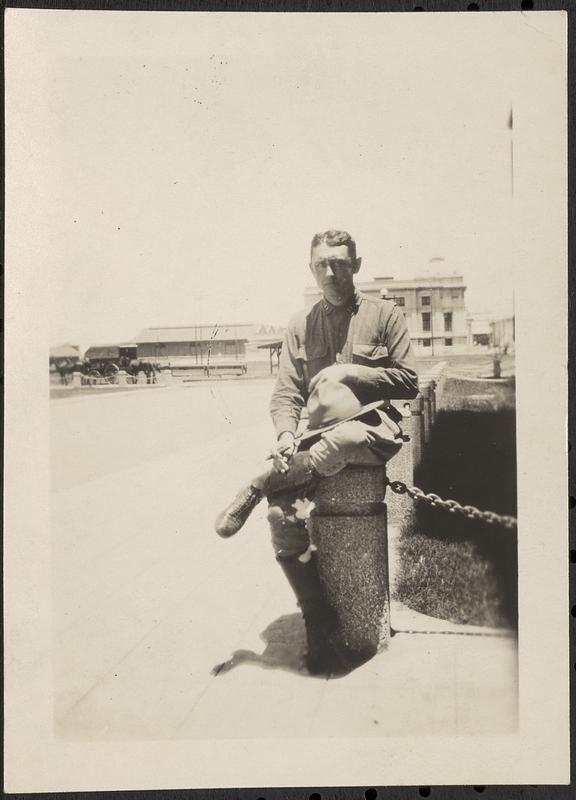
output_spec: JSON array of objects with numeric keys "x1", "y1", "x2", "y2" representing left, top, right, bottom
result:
[
  {"x1": 362, "y1": 274, "x2": 466, "y2": 290},
  {"x1": 257, "y1": 339, "x2": 283, "y2": 350},
  {"x1": 84, "y1": 343, "x2": 137, "y2": 359},
  {"x1": 133, "y1": 324, "x2": 255, "y2": 344},
  {"x1": 304, "y1": 274, "x2": 466, "y2": 298},
  {"x1": 490, "y1": 316, "x2": 515, "y2": 325},
  {"x1": 249, "y1": 325, "x2": 286, "y2": 345},
  {"x1": 50, "y1": 344, "x2": 80, "y2": 359}
]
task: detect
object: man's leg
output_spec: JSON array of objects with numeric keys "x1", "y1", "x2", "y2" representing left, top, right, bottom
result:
[
  {"x1": 215, "y1": 453, "x2": 317, "y2": 538},
  {"x1": 267, "y1": 486, "x2": 358, "y2": 677},
  {"x1": 215, "y1": 418, "x2": 393, "y2": 538}
]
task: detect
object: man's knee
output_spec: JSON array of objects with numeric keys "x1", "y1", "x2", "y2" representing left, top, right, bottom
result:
[
  {"x1": 267, "y1": 502, "x2": 310, "y2": 560},
  {"x1": 267, "y1": 504, "x2": 286, "y2": 525}
]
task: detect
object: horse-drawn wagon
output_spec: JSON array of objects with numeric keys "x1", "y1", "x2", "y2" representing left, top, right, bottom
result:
[{"x1": 81, "y1": 344, "x2": 157, "y2": 385}]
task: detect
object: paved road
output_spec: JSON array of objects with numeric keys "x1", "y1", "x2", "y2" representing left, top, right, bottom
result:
[
  {"x1": 51, "y1": 382, "x2": 517, "y2": 741},
  {"x1": 51, "y1": 379, "x2": 276, "y2": 492}
]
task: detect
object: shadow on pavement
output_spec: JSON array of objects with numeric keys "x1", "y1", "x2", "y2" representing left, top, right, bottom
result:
[{"x1": 211, "y1": 613, "x2": 307, "y2": 676}]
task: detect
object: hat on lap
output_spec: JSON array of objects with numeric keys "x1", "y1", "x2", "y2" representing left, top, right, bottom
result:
[{"x1": 299, "y1": 380, "x2": 390, "y2": 442}]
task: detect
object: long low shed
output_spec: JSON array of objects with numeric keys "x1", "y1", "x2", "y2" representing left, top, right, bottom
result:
[{"x1": 133, "y1": 324, "x2": 253, "y2": 367}]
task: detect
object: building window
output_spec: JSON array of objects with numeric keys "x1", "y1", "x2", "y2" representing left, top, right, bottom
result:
[
  {"x1": 421, "y1": 295, "x2": 431, "y2": 306},
  {"x1": 421, "y1": 312, "x2": 431, "y2": 332},
  {"x1": 445, "y1": 338, "x2": 453, "y2": 347},
  {"x1": 422, "y1": 338, "x2": 431, "y2": 347},
  {"x1": 396, "y1": 296, "x2": 405, "y2": 307},
  {"x1": 452, "y1": 292, "x2": 459, "y2": 300},
  {"x1": 444, "y1": 312, "x2": 453, "y2": 332}
]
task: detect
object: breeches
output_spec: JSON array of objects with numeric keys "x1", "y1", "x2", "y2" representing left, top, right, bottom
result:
[{"x1": 267, "y1": 483, "x2": 317, "y2": 560}]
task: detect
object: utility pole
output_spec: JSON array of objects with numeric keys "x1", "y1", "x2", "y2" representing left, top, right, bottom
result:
[
  {"x1": 509, "y1": 105, "x2": 514, "y2": 200},
  {"x1": 510, "y1": 106, "x2": 515, "y2": 346},
  {"x1": 430, "y1": 290, "x2": 435, "y2": 357}
]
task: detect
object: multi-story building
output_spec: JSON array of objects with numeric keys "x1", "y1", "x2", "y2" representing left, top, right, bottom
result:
[{"x1": 304, "y1": 273, "x2": 468, "y2": 355}]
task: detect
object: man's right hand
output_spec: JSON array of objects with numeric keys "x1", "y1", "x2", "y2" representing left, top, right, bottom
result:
[{"x1": 270, "y1": 432, "x2": 297, "y2": 473}]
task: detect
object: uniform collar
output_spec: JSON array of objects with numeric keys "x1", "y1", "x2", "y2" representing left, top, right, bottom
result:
[{"x1": 321, "y1": 290, "x2": 362, "y2": 316}]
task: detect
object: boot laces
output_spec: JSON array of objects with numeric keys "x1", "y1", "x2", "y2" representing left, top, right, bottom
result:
[{"x1": 232, "y1": 487, "x2": 260, "y2": 517}]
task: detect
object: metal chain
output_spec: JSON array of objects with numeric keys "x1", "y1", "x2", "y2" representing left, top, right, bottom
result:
[{"x1": 386, "y1": 479, "x2": 517, "y2": 530}]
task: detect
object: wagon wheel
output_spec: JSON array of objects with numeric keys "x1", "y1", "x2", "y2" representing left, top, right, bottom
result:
[
  {"x1": 86, "y1": 369, "x2": 101, "y2": 385},
  {"x1": 103, "y1": 363, "x2": 119, "y2": 384}
]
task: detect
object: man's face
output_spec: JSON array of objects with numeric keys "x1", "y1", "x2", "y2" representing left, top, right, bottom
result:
[{"x1": 309, "y1": 242, "x2": 361, "y2": 306}]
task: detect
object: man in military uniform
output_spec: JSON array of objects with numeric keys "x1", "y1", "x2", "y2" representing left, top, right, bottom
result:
[{"x1": 218, "y1": 230, "x2": 418, "y2": 675}]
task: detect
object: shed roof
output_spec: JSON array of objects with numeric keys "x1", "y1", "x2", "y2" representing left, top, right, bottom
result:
[
  {"x1": 257, "y1": 339, "x2": 283, "y2": 350},
  {"x1": 134, "y1": 324, "x2": 254, "y2": 344},
  {"x1": 50, "y1": 344, "x2": 80, "y2": 359},
  {"x1": 84, "y1": 343, "x2": 137, "y2": 359}
]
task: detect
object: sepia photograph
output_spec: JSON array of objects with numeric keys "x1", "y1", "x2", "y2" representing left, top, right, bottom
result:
[{"x1": 4, "y1": 6, "x2": 569, "y2": 793}]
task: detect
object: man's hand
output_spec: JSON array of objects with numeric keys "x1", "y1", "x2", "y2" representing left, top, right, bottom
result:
[
  {"x1": 270, "y1": 431, "x2": 297, "y2": 473},
  {"x1": 308, "y1": 363, "x2": 363, "y2": 393}
]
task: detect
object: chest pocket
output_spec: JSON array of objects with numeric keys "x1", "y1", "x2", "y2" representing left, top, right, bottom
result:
[
  {"x1": 297, "y1": 342, "x2": 329, "y2": 386},
  {"x1": 352, "y1": 343, "x2": 391, "y2": 368}
]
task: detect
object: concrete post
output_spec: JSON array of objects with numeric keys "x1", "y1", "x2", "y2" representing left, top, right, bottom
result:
[
  {"x1": 408, "y1": 395, "x2": 424, "y2": 470},
  {"x1": 309, "y1": 465, "x2": 390, "y2": 658},
  {"x1": 427, "y1": 361, "x2": 447, "y2": 411},
  {"x1": 429, "y1": 380, "x2": 437, "y2": 427},
  {"x1": 117, "y1": 370, "x2": 129, "y2": 386},
  {"x1": 420, "y1": 380, "x2": 433, "y2": 443},
  {"x1": 434, "y1": 371, "x2": 444, "y2": 409},
  {"x1": 72, "y1": 370, "x2": 83, "y2": 388},
  {"x1": 493, "y1": 353, "x2": 502, "y2": 378},
  {"x1": 384, "y1": 405, "x2": 414, "y2": 525}
]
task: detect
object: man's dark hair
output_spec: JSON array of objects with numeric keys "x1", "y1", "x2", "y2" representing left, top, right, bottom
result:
[{"x1": 310, "y1": 229, "x2": 357, "y2": 260}]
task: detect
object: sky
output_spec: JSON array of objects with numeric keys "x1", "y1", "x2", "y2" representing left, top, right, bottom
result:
[{"x1": 8, "y1": 10, "x2": 544, "y2": 350}]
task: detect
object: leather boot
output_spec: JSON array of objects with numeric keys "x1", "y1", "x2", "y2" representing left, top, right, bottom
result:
[
  {"x1": 214, "y1": 455, "x2": 317, "y2": 538},
  {"x1": 214, "y1": 485, "x2": 263, "y2": 537},
  {"x1": 277, "y1": 552, "x2": 357, "y2": 677}
]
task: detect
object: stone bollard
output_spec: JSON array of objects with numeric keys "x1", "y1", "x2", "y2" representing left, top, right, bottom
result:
[
  {"x1": 420, "y1": 380, "x2": 434, "y2": 443},
  {"x1": 493, "y1": 354, "x2": 502, "y2": 379},
  {"x1": 117, "y1": 370, "x2": 129, "y2": 386},
  {"x1": 384, "y1": 404, "x2": 414, "y2": 525},
  {"x1": 407, "y1": 395, "x2": 424, "y2": 470},
  {"x1": 72, "y1": 370, "x2": 83, "y2": 388},
  {"x1": 433, "y1": 365, "x2": 447, "y2": 409},
  {"x1": 429, "y1": 380, "x2": 437, "y2": 427},
  {"x1": 137, "y1": 371, "x2": 147, "y2": 385},
  {"x1": 309, "y1": 465, "x2": 390, "y2": 659},
  {"x1": 427, "y1": 361, "x2": 447, "y2": 411}
]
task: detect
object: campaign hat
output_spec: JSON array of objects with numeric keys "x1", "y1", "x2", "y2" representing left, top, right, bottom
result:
[{"x1": 298, "y1": 380, "x2": 387, "y2": 442}]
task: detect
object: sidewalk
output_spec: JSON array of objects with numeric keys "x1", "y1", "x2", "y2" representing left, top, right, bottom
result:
[{"x1": 53, "y1": 409, "x2": 517, "y2": 741}]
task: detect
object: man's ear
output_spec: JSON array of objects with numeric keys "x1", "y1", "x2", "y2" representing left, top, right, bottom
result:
[{"x1": 353, "y1": 257, "x2": 362, "y2": 274}]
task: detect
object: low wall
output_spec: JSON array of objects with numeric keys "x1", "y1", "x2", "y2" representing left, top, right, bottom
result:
[{"x1": 441, "y1": 375, "x2": 515, "y2": 412}]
